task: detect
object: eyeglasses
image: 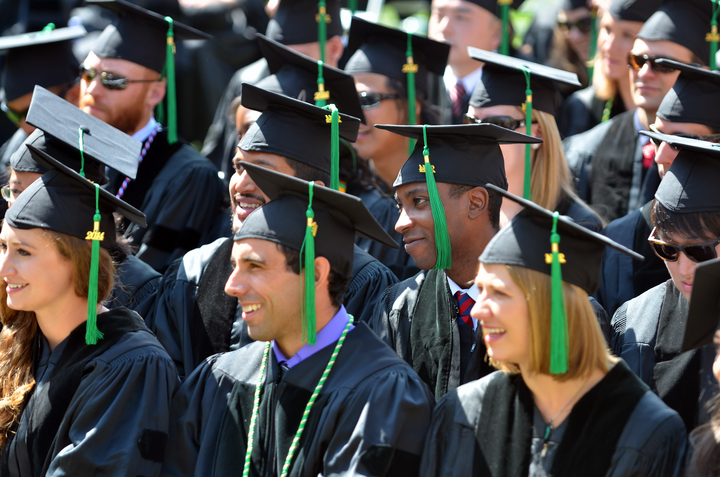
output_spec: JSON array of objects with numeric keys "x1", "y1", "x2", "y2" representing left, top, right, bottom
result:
[
  {"x1": 1, "y1": 186, "x2": 21, "y2": 203},
  {"x1": 627, "y1": 54, "x2": 678, "y2": 74},
  {"x1": 79, "y1": 65, "x2": 159, "y2": 91},
  {"x1": 463, "y1": 114, "x2": 538, "y2": 131},
  {"x1": 358, "y1": 91, "x2": 401, "y2": 110},
  {"x1": 648, "y1": 227, "x2": 720, "y2": 263},
  {"x1": 1, "y1": 101, "x2": 28, "y2": 127},
  {"x1": 648, "y1": 124, "x2": 720, "y2": 150},
  {"x1": 557, "y1": 17, "x2": 593, "y2": 34}
]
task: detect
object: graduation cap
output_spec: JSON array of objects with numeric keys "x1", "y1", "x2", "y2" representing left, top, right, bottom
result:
[
  {"x1": 88, "y1": 0, "x2": 212, "y2": 144},
  {"x1": 378, "y1": 123, "x2": 541, "y2": 270},
  {"x1": 637, "y1": 1, "x2": 713, "y2": 66},
  {"x1": 608, "y1": 0, "x2": 662, "y2": 23},
  {"x1": 0, "y1": 24, "x2": 85, "y2": 102},
  {"x1": 235, "y1": 162, "x2": 398, "y2": 343},
  {"x1": 265, "y1": 0, "x2": 342, "y2": 46},
  {"x1": 682, "y1": 257, "x2": 720, "y2": 351},
  {"x1": 15, "y1": 85, "x2": 142, "y2": 184},
  {"x1": 654, "y1": 59, "x2": 720, "y2": 130},
  {"x1": 562, "y1": 0, "x2": 589, "y2": 10},
  {"x1": 639, "y1": 131, "x2": 720, "y2": 213},
  {"x1": 256, "y1": 34, "x2": 365, "y2": 122},
  {"x1": 6, "y1": 144, "x2": 146, "y2": 345},
  {"x1": 479, "y1": 184, "x2": 643, "y2": 373},
  {"x1": 239, "y1": 83, "x2": 361, "y2": 190}
]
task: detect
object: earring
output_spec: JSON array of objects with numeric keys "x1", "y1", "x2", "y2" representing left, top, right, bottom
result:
[{"x1": 531, "y1": 143, "x2": 540, "y2": 150}]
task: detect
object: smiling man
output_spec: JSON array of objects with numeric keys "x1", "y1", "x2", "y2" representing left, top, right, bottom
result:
[
  {"x1": 162, "y1": 164, "x2": 433, "y2": 477},
  {"x1": 369, "y1": 123, "x2": 540, "y2": 400}
]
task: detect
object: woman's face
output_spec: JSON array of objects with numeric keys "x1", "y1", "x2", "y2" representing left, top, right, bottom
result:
[
  {"x1": 0, "y1": 224, "x2": 75, "y2": 317},
  {"x1": 472, "y1": 263, "x2": 531, "y2": 368},
  {"x1": 598, "y1": 12, "x2": 643, "y2": 80},
  {"x1": 558, "y1": 7, "x2": 591, "y2": 63}
]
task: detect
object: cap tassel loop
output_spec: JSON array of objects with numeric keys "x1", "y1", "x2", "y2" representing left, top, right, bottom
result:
[
  {"x1": 300, "y1": 182, "x2": 318, "y2": 345},
  {"x1": 38, "y1": 23, "x2": 56, "y2": 36},
  {"x1": 164, "y1": 16, "x2": 178, "y2": 144},
  {"x1": 403, "y1": 32, "x2": 418, "y2": 155},
  {"x1": 78, "y1": 126, "x2": 87, "y2": 178},
  {"x1": 322, "y1": 105, "x2": 341, "y2": 191},
  {"x1": 85, "y1": 184, "x2": 105, "y2": 345},
  {"x1": 421, "y1": 125, "x2": 452, "y2": 270},
  {"x1": 547, "y1": 212, "x2": 568, "y2": 374},
  {"x1": 519, "y1": 65, "x2": 533, "y2": 201},
  {"x1": 587, "y1": 7, "x2": 598, "y2": 78},
  {"x1": 317, "y1": 1, "x2": 328, "y2": 65},
  {"x1": 498, "y1": 0, "x2": 512, "y2": 55},
  {"x1": 708, "y1": 1, "x2": 719, "y2": 71},
  {"x1": 315, "y1": 61, "x2": 329, "y2": 107}
]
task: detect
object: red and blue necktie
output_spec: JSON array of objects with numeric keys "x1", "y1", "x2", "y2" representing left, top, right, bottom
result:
[{"x1": 455, "y1": 291, "x2": 475, "y2": 329}]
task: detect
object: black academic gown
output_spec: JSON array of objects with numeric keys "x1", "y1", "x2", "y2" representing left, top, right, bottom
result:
[
  {"x1": 147, "y1": 237, "x2": 398, "y2": 378},
  {"x1": 420, "y1": 362, "x2": 688, "y2": 477},
  {"x1": 557, "y1": 85, "x2": 626, "y2": 139},
  {"x1": 109, "y1": 254, "x2": 161, "y2": 318},
  {"x1": 1, "y1": 308, "x2": 178, "y2": 477},
  {"x1": 107, "y1": 129, "x2": 226, "y2": 274},
  {"x1": 611, "y1": 280, "x2": 719, "y2": 430},
  {"x1": 160, "y1": 322, "x2": 434, "y2": 477}
]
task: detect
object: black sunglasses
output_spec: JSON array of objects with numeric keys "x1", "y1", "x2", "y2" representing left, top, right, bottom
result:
[
  {"x1": 80, "y1": 65, "x2": 159, "y2": 91},
  {"x1": 557, "y1": 17, "x2": 593, "y2": 34},
  {"x1": 464, "y1": 114, "x2": 537, "y2": 131},
  {"x1": 358, "y1": 91, "x2": 401, "y2": 110},
  {"x1": 627, "y1": 54, "x2": 678, "y2": 74},
  {"x1": 648, "y1": 227, "x2": 720, "y2": 263},
  {"x1": 648, "y1": 125, "x2": 720, "y2": 150}
]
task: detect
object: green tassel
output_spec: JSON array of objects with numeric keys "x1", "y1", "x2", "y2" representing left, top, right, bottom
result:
[
  {"x1": 498, "y1": 0, "x2": 511, "y2": 56},
  {"x1": 300, "y1": 182, "x2": 318, "y2": 345},
  {"x1": 164, "y1": 17, "x2": 178, "y2": 144},
  {"x1": 85, "y1": 184, "x2": 105, "y2": 345},
  {"x1": 404, "y1": 33, "x2": 417, "y2": 155},
  {"x1": 587, "y1": 7, "x2": 598, "y2": 79},
  {"x1": 38, "y1": 23, "x2": 55, "y2": 36},
  {"x1": 77, "y1": 127, "x2": 87, "y2": 178},
  {"x1": 315, "y1": 61, "x2": 328, "y2": 107},
  {"x1": 548, "y1": 212, "x2": 568, "y2": 375},
  {"x1": 317, "y1": 1, "x2": 327, "y2": 65},
  {"x1": 709, "y1": 1, "x2": 719, "y2": 71},
  {"x1": 322, "y1": 104, "x2": 341, "y2": 191},
  {"x1": 421, "y1": 125, "x2": 452, "y2": 270},
  {"x1": 519, "y1": 66, "x2": 533, "y2": 201}
]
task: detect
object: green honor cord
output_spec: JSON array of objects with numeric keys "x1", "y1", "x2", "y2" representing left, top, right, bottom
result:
[
  {"x1": 498, "y1": 0, "x2": 512, "y2": 56},
  {"x1": 519, "y1": 65, "x2": 533, "y2": 201},
  {"x1": 547, "y1": 212, "x2": 569, "y2": 374},
  {"x1": 300, "y1": 182, "x2": 318, "y2": 345},
  {"x1": 403, "y1": 33, "x2": 418, "y2": 155},
  {"x1": 709, "y1": 1, "x2": 719, "y2": 71},
  {"x1": 422, "y1": 125, "x2": 452, "y2": 270},
  {"x1": 587, "y1": 7, "x2": 598, "y2": 79},
  {"x1": 317, "y1": 1, "x2": 328, "y2": 65},
  {"x1": 315, "y1": 61, "x2": 329, "y2": 107},
  {"x1": 85, "y1": 184, "x2": 105, "y2": 345},
  {"x1": 242, "y1": 319, "x2": 353, "y2": 477}
]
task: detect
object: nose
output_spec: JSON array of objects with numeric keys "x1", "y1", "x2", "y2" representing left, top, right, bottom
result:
[
  {"x1": 471, "y1": 292, "x2": 491, "y2": 322},
  {"x1": 0, "y1": 249, "x2": 15, "y2": 281},
  {"x1": 637, "y1": 60, "x2": 655, "y2": 79},
  {"x1": 395, "y1": 207, "x2": 413, "y2": 234},
  {"x1": 236, "y1": 169, "x2": 259, "y2": 195},
  {"x1": 677, "y1": 251, "x2": 698, "y2": 279},
  {"x1": 654, "y1": 142, "x2": 679, "y2": 168},
  {"x1": 224, "y1": 265, "x2": 249, "y2": 298}
]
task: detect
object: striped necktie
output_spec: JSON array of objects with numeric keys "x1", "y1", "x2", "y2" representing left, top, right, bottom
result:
[{"x1": 455, "y1": 291, "x2": 475, "y2": 329}]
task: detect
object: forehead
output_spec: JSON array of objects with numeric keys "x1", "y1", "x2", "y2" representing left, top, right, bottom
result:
[
  {"x1": 654, "y1": 117, "x2": 713, "y2": 136},
  {"x1": 232, "y1": 238, "x2": 283, "y2": 261},
  {"x1": 395, "y1": 181, "x2": 429, "y2": 198},
  {"x1": 82, "y1": 51, "x2": 148, "y2": 76},
  {"x1": 631, "y1": 38, "x2": 690, "y2": 59}
]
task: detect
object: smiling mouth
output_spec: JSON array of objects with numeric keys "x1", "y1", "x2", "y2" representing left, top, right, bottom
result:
[
  {"x1": 242, "y1": 304, "x2": 262, "y2": 313},
  {"x1": 483, "y1": 327, "x2": 506, "y2": 334},
  {"x1": 238, "y1": 202, "x2": 260, "y2": 210},
  {"x1": 6, "y1": 283, "x2": 27, "y2": 290}
]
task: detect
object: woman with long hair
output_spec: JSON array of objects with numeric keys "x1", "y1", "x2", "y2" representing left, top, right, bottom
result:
[
  {"x1": 467, "y1": 49, "x2": 603, "y2": 231},
  {"x1": 0, "y1": 151, "x2": 177, "y2": 476},
  {"x1": 420, "y1": 186, "x2": 687, "y2": 477}
]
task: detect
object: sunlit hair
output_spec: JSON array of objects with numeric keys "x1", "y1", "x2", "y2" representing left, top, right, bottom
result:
[
  {"x1": 490, "y1": 265, "x2": 611, "y2": 381},
  {"x1": 0, "y1": 229, "x2": 114, "y2": 448},
  {"x1": 592, "y1": 52, "x2": 617, "y2": 102}
]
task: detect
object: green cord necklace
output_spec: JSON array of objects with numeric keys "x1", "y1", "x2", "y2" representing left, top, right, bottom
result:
[
  {"x1": 601, "y1": 97, "x2": 613, "y2": 123},
  {"x1": 242, "y1": 319, "x2": 353, "y2": 477}
]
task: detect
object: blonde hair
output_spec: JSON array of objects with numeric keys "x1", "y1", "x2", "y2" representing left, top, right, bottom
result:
[
  {"x1": 491, "y1": 265, "x2": 611, "y2": 381},
  {"x1": 0, "y1": 230, "x2": 115, "y2": 448}
]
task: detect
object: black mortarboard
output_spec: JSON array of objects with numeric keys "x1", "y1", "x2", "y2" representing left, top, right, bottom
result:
[
  {"x1": 379, "y1": 124, "x2": 541, "y2": 189},
  {"x1": 468, "y1": 47, "x2": 581, "y2": 116},
  {"x1": 239, "y1": 83, "x2": 360, "y2": 175},
  {"x1": 265, "y1": 0, "x2": 342, "y2": 45},
  {"x1": 16, "y1": 85, "x2": 142, "y2": 183},
  {"x1": 0, "y1": 25, "x2": 85, "y2": 102},
  {"x1": 637, "y1": 1, "x2": 712, "y2": 64},
  {"x1": 256, "y1": 34, "x2": 365, "y2": 122},
  {"x1": 608, "y1": 0, "x2": 662, "y2": 23},
  {"x1": 562, "y1": 0, "x2": 589, "y2": 11},
  {"x1": 480, "y1": 184, "x2": 643, "y2": 295},
  {"x1": 463, "y1": 0, "x2": 525, "y2": 15},
  {"x1": 344, "y1": 17, "x2": 450, "y2": 96},
  {"x1": 88, "y1": 0, "x2": 212, "y2": 73},
  {"x1": 655, "y1": 59, "x2": 720, "y2": 130},
  {"x1": 235, "y1": 162, "x2": 398, "y2": 279},
  {"x1": 639, "y1": 132, "x2": 720, "y2": 213},
  {"x1": 6, "y1": 145, "x2": 146, "y2": 249},
  {"x1": 682, "y1": 257, "x2": 720, "y2": 351}
]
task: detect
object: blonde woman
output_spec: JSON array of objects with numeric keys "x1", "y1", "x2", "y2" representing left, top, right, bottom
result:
[
  {"x1": 467, "y1": 48, "x2": 603, "y2": 231},
  {"x1": 420, "y1": 186, "x2": 687, "y2": 477}
]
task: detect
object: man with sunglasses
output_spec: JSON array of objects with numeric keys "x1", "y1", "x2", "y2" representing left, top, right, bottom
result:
[
  {"x1": 80, "y1": 0, "x2": 226, "y2": 273},
  {"x1": 611, "y1": 134, "x2": 720, "y2": 431},
  {"x1": 564, "y1": 0, "x2": 711, "y2": 223},
  {"x1": 599, "y1": 61, "x2": 720, "y2": 317}
]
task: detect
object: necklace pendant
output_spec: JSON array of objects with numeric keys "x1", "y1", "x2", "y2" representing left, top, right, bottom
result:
[{"x1": 541, "y1": 443, "x2": 548, "y2": 458}]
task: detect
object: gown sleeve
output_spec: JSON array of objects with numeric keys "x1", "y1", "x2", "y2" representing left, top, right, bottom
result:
[
  {"x1": 344, "y1": 255, "x2": 398, "y2": 324},
  {"x1": 46, "y1": 338, "x2": 179, "y2": 477}
]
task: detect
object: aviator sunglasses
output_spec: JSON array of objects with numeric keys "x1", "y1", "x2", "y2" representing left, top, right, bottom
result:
[
  {"x1": 627, "y1": 54, "x2": 678, "y2": 74},
  {"x1": 80, "y1": 65, "x2": 159, "y2": 90},
  {"x1": 648, "y1": 227, "x2": 720, "y2": 263},
  {"x1": 464, "y1": 114, "x2": 538, "y2": 131},
  {"x1": 358, "y1": 91, "x2": 402, "y2": 110}
]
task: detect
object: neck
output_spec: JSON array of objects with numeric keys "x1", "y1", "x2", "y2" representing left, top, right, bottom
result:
[
  {"x1": 451, "y1": 61, "x2": 479, "y2": 80},
  {"x1": 36, "y1": 300, "x2": 108, "y2": 352},
  {"x1": 128, "y1": 111, "x2": 154, "y2": 137},
  {"x1": 445, "y1": 227, "x2": 495, "y2": 285},
  {"x1": 370, "y1": 141, "x2": 410, "y2": 188},
  {"x1": 274, "y1": 304, "x2": 339, "y2": 359},
  {"x1": 616, "y1": 73, "x2": 635, "y2": 111},
  {"x1": 637, "y1": 107, "x2": 654, "y2": 129}
]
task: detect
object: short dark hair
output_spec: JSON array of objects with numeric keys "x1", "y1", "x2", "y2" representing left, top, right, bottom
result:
[
  {"x1": 283, "y1": 156, "x2": 331, "y2": 185},
  {"x1": 448, "y1": 184, "x2": 502, "y2": 231},
  {"x1": 277, "y1": 244, "x2": 350, "y2": 309},
  {"x1": 652, "y1": 199, "x2": 720, "y2": 241}
]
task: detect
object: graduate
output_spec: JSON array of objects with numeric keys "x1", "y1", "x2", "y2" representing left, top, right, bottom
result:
[
  {"x1": 611, "y1": 134, "x2": 720, "y2": 431},
  {"x1": 466, "y1": 47, "x2": 602, "y2": 231},
  {"x1": 0, "y1": 143, "x2": 177, "y2": 475},
  {"x1": 421, "y1": 186, "x2": 687, "y2": 477},
  {"x1": 369, "y1": 123, "x2": 541, "y2": 399},
  {"x1": 161, "y1": 164, "x2": 433, "y2": 477},
  {"x1": 148, "y1": 84, "x2": 398, "y2": 378}
]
